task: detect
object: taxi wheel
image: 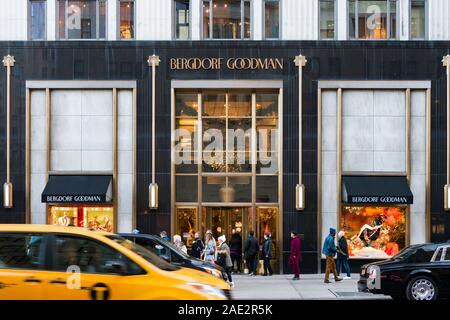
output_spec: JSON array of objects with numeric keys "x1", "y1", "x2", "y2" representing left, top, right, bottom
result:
[{"x1": 406, "y1": 276, "x2": 438, "y2": 301}]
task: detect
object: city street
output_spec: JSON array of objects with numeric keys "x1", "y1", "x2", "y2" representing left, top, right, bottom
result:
[{"x1": 232, "y1": 274, "x2": 391, "y2": 300}]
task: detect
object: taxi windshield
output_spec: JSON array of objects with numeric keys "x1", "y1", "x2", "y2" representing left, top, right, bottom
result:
[{"x1": 107, "y1": 235, "x2": 179, "y2": 271}]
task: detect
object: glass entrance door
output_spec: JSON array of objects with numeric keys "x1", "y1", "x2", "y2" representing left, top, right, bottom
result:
[{"x1": 203, "y1": 207, "x2": 250, "y2": 243}]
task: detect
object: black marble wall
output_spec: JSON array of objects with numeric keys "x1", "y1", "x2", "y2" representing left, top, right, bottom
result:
[{"x1": 0, "y1": 41, "x2": 449, "y2": 273}]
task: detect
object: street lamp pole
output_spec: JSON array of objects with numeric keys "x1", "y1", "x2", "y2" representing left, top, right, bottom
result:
[{"x1": 3, "y1": 55, "x2": 15, "y2": 209}]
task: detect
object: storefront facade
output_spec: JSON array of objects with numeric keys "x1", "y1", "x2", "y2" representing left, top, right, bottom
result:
[{"x1": 0, "y1": 41, "x2": 449, "y2": 273}]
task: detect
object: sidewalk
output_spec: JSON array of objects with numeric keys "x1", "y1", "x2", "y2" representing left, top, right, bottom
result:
[{"x1": 231, "y1": 274, "x2": 392, "y2": 300}]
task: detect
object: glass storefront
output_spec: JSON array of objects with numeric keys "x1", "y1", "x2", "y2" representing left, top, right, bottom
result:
[
  {"x1": 340, "y1": 206, "x2": 406, "y2": 259},
  {"x1": 49, "y1": 205, "x2": 114, "y2": 232},
  {"x1": 173, "y1": 89, "x2": 280, "y2": 267}
]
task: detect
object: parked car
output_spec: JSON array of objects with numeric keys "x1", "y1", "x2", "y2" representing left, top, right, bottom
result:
[
  {"x1": 120, "y1": 233, "x2": 228, "y2": 281},
  {"x1": 0, "y1": 225, "x2": 231, "y2": 300},
  {"x1": 358, "y1": 242, "x2": 450, "y2": 300}
]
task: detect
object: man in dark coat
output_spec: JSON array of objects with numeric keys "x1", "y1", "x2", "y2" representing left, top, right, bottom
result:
[
  {"x1": 229, "y1": 229, "x2": 243, "y2": 273},
  {"x1": 191, "y1": 232, "x2": 204, "y2": 259},
  {"x1": 289, "y1": 231, "x2": 301, "y2": 280},
  {"x1": 244, "y1": 230, "x2": 259, "y2": 276},
  {"x1": 262, "y1": 232, "x2": 273, "y2": 276},
  {"x1": 336, "y1": 230, "x2": 351, "y2": 279}
]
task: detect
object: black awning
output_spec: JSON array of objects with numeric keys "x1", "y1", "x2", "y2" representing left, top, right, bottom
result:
[
  {"x1": 342, "y1": 176, "x2": 413, "y2": 205},
  {"x1": 42, "y1": 175, "x2": 113, "y2": 203}
]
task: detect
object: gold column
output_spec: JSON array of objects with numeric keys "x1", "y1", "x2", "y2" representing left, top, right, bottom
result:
[
  {"x1": 443, "y1": 55, "x2": 450, "y2": 210},
  {"x1": 337, "y1": 88, "x2": 343, "y2": 229},
  {"x1": 294, "y1": 55, "x2": 307, "y2": 211},
  {"x1": 113, "y1": 88, "x2": 118, "y2": 232},
  {"x1": 148, "y1": 54, "x2": 160, "y2": 209},
  {"x1": 3, "y1": 55, "x2": 15, "y2": 209}
]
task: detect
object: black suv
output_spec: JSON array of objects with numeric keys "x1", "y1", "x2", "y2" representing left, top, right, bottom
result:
[
  {"x1": 358, "y1": 242, "x2": 450, "y2": 300},
  {"x1": 120, "y1": 233, "x2": 227, "y2": 281}
]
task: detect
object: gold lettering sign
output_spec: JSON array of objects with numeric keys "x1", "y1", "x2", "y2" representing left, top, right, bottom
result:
[{"x1": 170, "y1": 58, "x2": 283, "y2": 71}]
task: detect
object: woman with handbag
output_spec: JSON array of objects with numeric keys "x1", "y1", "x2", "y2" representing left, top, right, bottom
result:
[
  {"x1": 203, "y1": 230, "x2": 216, "y2": 262},
  {"x1": 217, "y1": 235, "x2": 234, "y2": 287}
]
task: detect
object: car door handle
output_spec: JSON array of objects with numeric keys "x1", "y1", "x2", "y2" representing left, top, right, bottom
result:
[
  {"x1": 24, "y1": 278, "x2": 42, "y2": 283},
  {"x1": 49, "y1": 279, "x2": 66, "y2": 285}
]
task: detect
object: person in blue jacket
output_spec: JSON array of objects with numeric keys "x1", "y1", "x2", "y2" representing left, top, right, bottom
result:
[{"x1": 322, "y1": 227, "x2": 342, "y2": 283}]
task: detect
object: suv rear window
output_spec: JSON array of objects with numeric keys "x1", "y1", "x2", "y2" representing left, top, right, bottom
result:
[{"x1": 0, "y1": 233, "x2": 44, "y2": 270}]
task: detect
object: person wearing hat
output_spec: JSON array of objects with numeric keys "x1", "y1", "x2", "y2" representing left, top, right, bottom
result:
[
  {"x1": 217, "y1": 235, "x2": 234, "y2": 287},
  {"x1": 322, "y1": 227, "x2": 342, "y2": 283}
]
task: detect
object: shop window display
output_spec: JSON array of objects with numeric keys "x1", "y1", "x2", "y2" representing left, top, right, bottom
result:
[
  {"x1": 176, "y1": 207, "x2": 197, "y2": 247},
  {"x1": 341, "y1": 206, "x2": 406, "y2": 259},
  {"x1": 49, "y1": 206, "x2": 114, "y2": 232}
]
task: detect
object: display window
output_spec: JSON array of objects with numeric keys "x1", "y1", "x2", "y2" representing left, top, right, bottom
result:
[
  {"x1": 49, "y1": 206, "x2": 114, "y2": 232},
  {"x1": 340, "y1": 206, "x2": 406, "y2": 259}
]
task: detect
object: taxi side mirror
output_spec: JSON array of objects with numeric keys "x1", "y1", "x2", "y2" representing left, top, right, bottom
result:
[{"x1": 104, "y1": 260, "x2": 128, "y2": 275}]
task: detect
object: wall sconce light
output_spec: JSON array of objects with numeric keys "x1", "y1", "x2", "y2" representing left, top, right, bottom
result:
[
  {"x1": 3, "y1": 55, "x2": 15, "y2": 209},
  {"x1": 148, "y1": 54, "x2": 160, "y2": 210},
  {"x1": 294, "y1": 54, "x2": 307, "y2": 211},
  {"x1": 444, "y1": 55, "x2": 450, "y2": 210}
]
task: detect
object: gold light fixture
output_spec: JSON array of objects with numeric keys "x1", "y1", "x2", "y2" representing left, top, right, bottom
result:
[
  {"x1": 148, "y1": 54, "x2": 160, "y2": 210},
  {"x1": 3, "y1": 55, "x2": 15, "y2": 209},
  {"x1": 294, "y1": 54, "x2": 307, "y2": 211},
  {"x1": 443, "y1": 55, "x2": 450, "y2": 210}
]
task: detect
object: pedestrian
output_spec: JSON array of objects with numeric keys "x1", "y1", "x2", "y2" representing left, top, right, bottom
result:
[
  {"x1": 203, "y1": 230, "x2": 216, "y2": 263},
  {"x1": 244, "y1": 230, "x2": 259, "y2": 276},
  {"x1": 217, "y1": 235, "x2": 234, "y2": 287},
  {"x1": 191, "y1": 232, "x2": 204, "y2": 259},
  {"x1": 173, "y1": 234, "x2": 187, "y2": 254},
  {"x1": 322, "y1": 227, "x2": 343, "y2": 283},
  {"x1": 262, "y1": 232, "x2": 273, "y2": 276},
  {"x1": 336, "y1": 230, "x2": 351, "y2": 279},
  {"x1": 229, "y1": 229, "x2": 243, "y2": 273},
  {"x1": 289, "y1": 231, "x2": 301, "y2": 280},
  {"x1": 160, "y1": 230, "x2": 170, "y2": 242}
]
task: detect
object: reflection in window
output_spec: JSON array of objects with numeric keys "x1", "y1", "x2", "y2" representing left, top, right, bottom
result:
[
  {"x1": 175, "y1": 0, "x2": 190, "y2": 39},
  {"x1": 30, "y1": 0, "x2": 46, "y2": 40},
  {"x1": 264, "y1": 0, "x2": 279, "y2": 39},
  {"x1": 120, "y1": 0, "x2": 134, "y2": 39},
  {"x1": 202, "y1": 0, "x2": 251, "y2": 39},
  {"x1": 57, "y1": 0, "x2": 106, "y2": 39},
  {"x1": 319, "y1": 0, "x2": 335, "y2": 39},
  {"x1": 348, "y1": 0, "x2": 397, "y2": 39},
  {"x1": 410, "y1": 0, "x2": 426, "y2": 39}
]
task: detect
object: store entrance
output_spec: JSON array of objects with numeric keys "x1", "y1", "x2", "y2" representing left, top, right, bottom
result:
[{"x1": 203, "y1": 207, "x2": 250, "y2": 245}]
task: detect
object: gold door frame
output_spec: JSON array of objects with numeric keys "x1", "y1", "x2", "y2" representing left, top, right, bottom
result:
[
  {"x1": 25, "y1": 81, "x2": 137, "y2": 232},
  {"x1": 317, "y1": 81, "x2": 431, "y2": 271}
]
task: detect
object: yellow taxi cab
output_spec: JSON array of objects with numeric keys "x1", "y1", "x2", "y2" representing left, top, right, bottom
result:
[{"x1": 0, "y1": 224, "x2": 231, "y2": 300}]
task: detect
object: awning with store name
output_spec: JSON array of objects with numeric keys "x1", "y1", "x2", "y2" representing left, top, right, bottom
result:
[
  {"x1": 42, "y1": 175, "x2": 113, "y2": 203},
  {"x1": 342, "y1": 176, "x2": 413, "y2": 205}
]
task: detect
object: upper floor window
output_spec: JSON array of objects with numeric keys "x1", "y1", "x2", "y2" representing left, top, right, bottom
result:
[
  {"x1": 119, "y1": 0, "x2": 135, "y2": 39},
  {"x1": 29, "y1": 0, "x2": 47, "y2": 40},
  {"x1": 202, "y1": 0, "x2": 251, "y2": 40},
  {"x1": 319, "y1": 0, "x2": 336, "y2": 39},
  {"x1": 174, "y1": 0, "x2": 190, "y2": 40},
  {"x1": 348, "y1": 0, "x2": 397, "y2": 40},
  {"x1": 264, "y1": 0, "x2": 280, "y2": 39},
  {"x1": 57, "y1": 0, "x2": 107, "y2": 40},
  {"x1": 410, "y1": 0, "x2": 426, "y2": 39}
]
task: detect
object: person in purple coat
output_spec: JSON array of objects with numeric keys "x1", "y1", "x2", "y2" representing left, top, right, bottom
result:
[{"x1": 289, "y1": 231, "x2": 301, "y2": 280}]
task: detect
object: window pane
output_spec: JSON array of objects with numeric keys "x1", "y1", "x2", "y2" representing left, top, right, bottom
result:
[
  {"x1": 99, "y1": 0, "x2": 106, "y2": 38},
  {"x1": 389, "y1": 0, "x2": 396, "y2": 39},
  {"x1": 176, "y1": 93, "x2": 198, "y2": 117},
  {"x1": 229, "y1": 176, "x2": 251, "y2": 202},
  {"x1": 228, "y1": 93, "x2": 251, "y2": 117},
  {"x1": 203, "y1": 1, "x2": 210, "y2": 38},
  {"x1": 265, "y1": 1, "x2": 279, "y2": 39},
  {"x1": 120, "y1": 1, "x2": 134, "y2": 39},
  {"x1": 256, "y1": 176, "x2": 278, "y2": 202},
  {"x1": 58, "y1": 0, "x2": 65, "y2": 38},
  {"x1": 445, "y1": 248, "x2": 450, "y2": 261},
  {"x1": 256, "y1": 93, "x2": 278, "y2": 117},
  {"x1": 319, "y1": 0, "x2": 335, "y2": 39},
  {"x1": 348, "y1": 0, "x2": 356, "y2": 38},
  {"x1": 176, "y1": 175, "x2": 198, "y2": 202},
  {"x1": 358, "y1": 0, "x2": 388, "y2": 39},
  {"x1": 30, "y1": 1, "x2": 46, "y2": 40},
  {"x1": 213, "y1": 0, "x2": 242, "y2": 39},
  {"x1": 176, "y1": 208, "x2": 197, "y2": 247},
  {"x1": 411, "y1": 0, "x2": 425, "y2": 39},
  {"x1": 203, "y1": 93, "x2": 226, "y2": 116},
  {"x1": 60, "y1": 0, "x2": 105, "y2": 39},
  {"x1": 243, "y1": 0, "x2": 251, "y2": 39},
  {"x1": 203, "y1": 176, "x2": 226, "y2": 202},
  {"x1": 175, "y1": 0, "x2": 190, "y2": 39},
  {"x1": 0, "y1": 234, "x2": 44, "y2": 270},
  {"x1": 55, "y1": 235, "x2": 143, "y2": 274},
  {"x1": 228, "y1": 118, "x2": 251, "y2": 153}
]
